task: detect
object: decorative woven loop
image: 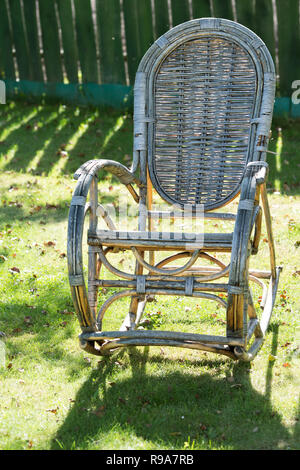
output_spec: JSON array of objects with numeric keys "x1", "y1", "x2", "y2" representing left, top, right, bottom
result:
[
  {"x1": 71, "y1": 196, "x2": 86, "y2": 206},
  {"x1": 185, "y1": 277, "x2": 194, "y2": 296},
  {"x1": 228, "y1": 285, "x2": 244, "y2": 295},
  {"x1": 238, "y1": 199, "x2": 254, "y2": 211},
  {"x1": 136, "y1": 275, "x2": 146, "y2": 294},
  {"x1": 69, "y1": 274, "x2": 84, "y2": 286}
]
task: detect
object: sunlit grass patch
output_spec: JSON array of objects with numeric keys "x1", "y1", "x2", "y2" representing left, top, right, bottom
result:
[{"x1": 0, "y1": 103, "x2": 299, "y2": 450}]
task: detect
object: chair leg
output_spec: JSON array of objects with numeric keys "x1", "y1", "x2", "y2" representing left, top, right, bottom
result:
[{"x1": 234, "y1": 266, "x2": 282, "y2": 361}]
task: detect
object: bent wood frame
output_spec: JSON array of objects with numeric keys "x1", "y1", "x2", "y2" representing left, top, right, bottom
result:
[{"x1": 67, "y1": 18, "x2": 281, "y2": 361}]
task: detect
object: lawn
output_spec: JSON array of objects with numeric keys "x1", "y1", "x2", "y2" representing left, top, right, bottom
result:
[{"x1": 0, "y1": 101, "x2": 299, "y2": 450}]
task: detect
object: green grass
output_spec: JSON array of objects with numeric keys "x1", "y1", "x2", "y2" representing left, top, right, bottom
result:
[{"x1": 0, "y1": 102, "x2": 299, "y2": 450}]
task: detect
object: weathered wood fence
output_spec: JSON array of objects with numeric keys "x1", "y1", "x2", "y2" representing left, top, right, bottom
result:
[{"x1": 0, "y1": 0, "x2": 300, "y2": 115}]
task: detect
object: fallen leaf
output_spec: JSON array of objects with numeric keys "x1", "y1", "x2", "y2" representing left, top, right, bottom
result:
[
  {"x1": 92, "y1": 405, "x2": 106, "y2": 417},
  {"x1": 283, "y1": 362, "x2": 291, "y2": 368},
  {"x1": 24, "y1": 316, "x2": 33, "y2": 324},
  {"x1": 9, "y1": 266, "x2": 20, "y2": 273},
  {"x1": 12, "y1": 328, "x2": 22, "y2": 334},
  {"x1": 60, "y1": 309, "x2": 73, "y2": 315},
  {"x1": 43, "y1": 241, "x2": 55, "y2": 247},
  {"x1": 46, "y1": 408, "x2": 59, "y2": 414},
  {"x1": 30, "y1": 205, "x2": 42, "y2": 214}
]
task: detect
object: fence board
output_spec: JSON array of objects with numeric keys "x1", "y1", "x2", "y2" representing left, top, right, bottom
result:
[
  {"x1": 0, "y1": 0, "x2": 15, "y2": 80},
  {"x1": 0, "y1": 0, "x2": 298, "y2": 109},
  {"x1": 235, "y1": 0, "x2": 256, "y2": 31},
  {"x1": 22, "y1": 0, "x2": 43, "y2": 81},
  {"x1": 192, "y1": 0, "x2": 211, "y2": 18},
  {"x1": 8, "y1": 0, "x2": 30, "y2": 80},
  {"x1": 38, "y1": 0, "x2": 63, "y2": 83},
  {"x1": 56, "y1": 0, "x2": 78, "y2": 83},
  {"x1": 212, "y1": 0, "x2": 233, "y2": 19},
  {"x1": 171, "y1": 0, "x2": 190, "y2": 26},
  {"x1": 154, "y1": 0, "x2": 170, "y2": 38},
  {"x1": 73, "y1": 0, "x2": 98, "y2": 83},
  {"x1": 96, "y1": 0, "x2": 125, "y2": 84},
  {"x1": 123, "y1": 0, "x2": 154, "y2": 85},
  {"x1": 250, "y1": 0, "x2": 275, "y2": 63},
  {"x1": 276, "y1": 0, "x2": 300, "y2": 96}
]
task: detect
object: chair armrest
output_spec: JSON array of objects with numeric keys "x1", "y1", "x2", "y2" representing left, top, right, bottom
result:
[
  {"x1": 236, "y1": 161, "x2": 269, "y2": 213},
  {"x1": 245, "y1": 161, "x2": 269, "y2": 185},
  {"x1": 73, "y1": 159, "x2": 142, "y2": 187}
]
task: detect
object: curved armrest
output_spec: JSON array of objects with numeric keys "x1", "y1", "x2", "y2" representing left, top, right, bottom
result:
[
  {"x1": 74, "y1": 159, "x2": 142, "y2": 187},
  {"x1": 236, "y1": 161, "x2": 269, "y2": 213},
  {"x1": 245, "y1": 161, "x2": 269, "y2": 185}
]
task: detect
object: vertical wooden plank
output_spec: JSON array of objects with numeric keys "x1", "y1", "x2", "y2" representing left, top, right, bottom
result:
[
  {"x1": 8, "y1": 0, "x2": 30, "y2": 80},
  {"x1": 154, "y1": 0, "x2": 170, "y2": 38},
  {"x1": 251, "y1": 0, "x2": 275, "y2": 63},
  {"x1": 0, "y1": 0, "x2": 16, "y2": 79},
  {"x1": 235, "y1": 0, "x2": 256, "y2": 30},
  {"x1": 56, "y1": 0, "x2": 78, "y2": 83},
  {"x1": 192, "y1": 0, "x2": 211, "y2": 18},
  {"x1": 123, "y1": 0, "x2": 154, "y2": 85},
  {"x1": 38, "y1": 0, "x2": 63, "y2": 82},
  {"x1": 23, "y1": 0, "x2": 43, "y2": 81},
  {"x1": 73, "y1": 0, "x2": 98, "y2": 83},
  {"x1": 96, "y1": 0, "x2": 125, "y2": 84},
  {"x1": 276, "y1": 0, "x2": 300, "y2": 96},
  {"x1": 171, "y1": 0, "x2": 190, "y2": 26},
  {"x1": 212, "y1": 0, "x2": 233, "y2": 19}
]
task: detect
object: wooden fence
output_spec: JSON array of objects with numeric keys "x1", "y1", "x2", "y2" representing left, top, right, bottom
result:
[{"x1": 0, "y1": 0, "x2": 300, "y2": 115}]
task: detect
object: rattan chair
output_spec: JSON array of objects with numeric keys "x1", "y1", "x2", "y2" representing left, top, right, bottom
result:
[{"x1": 67, "y1": 18, "x2": 281, "y2": 361}]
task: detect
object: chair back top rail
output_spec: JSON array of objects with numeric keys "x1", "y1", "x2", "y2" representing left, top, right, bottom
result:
[{"x1": 133, "y1": 18, "x2": 275, "y2": 211}]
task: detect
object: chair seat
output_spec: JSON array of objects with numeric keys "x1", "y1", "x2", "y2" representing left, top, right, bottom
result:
[{"x1": 88, "y1": 229, "x2": 233, "y2": 252}]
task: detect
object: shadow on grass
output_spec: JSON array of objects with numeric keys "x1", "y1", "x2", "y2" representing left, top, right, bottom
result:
[
  {"x1": 0, "y1": 102, "x2": 133, "y2": 177},
  {"x1": 1, "y1": 103, "x2": 299, "y2": 194},
  {"x1": 49, "y1": 324, "x2": 299, "y2": 450}
]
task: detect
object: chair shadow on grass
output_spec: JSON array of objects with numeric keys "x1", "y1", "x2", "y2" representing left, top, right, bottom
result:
[{"x1": 50, "y1": 323, "x2": 299, "y2": 450}]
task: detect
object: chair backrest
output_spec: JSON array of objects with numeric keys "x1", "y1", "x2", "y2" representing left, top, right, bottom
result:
[{"x1": 133, "y1": 18, "x2": 275, "y2": 211}]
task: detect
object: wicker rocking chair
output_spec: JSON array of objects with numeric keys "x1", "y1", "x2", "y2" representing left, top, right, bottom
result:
[{"x1": 67, "y1": 18, "x2": 281, "y2": 361}]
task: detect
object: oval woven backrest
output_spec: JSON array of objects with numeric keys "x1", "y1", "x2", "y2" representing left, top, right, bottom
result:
[{"x1": 135, "y1": 19, "x2": 275, "y2": 211}]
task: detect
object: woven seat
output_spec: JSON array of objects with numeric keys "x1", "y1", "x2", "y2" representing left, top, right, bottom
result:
[{"x1": 67, "y1": 18, "x2": 281, "y2": 362}]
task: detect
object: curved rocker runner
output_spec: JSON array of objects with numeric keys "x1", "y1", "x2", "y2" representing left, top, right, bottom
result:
[{"x1": 67, "y1": 18, "x2": 281, "y2": 362}]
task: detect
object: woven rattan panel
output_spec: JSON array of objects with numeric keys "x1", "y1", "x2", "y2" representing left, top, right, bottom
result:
[{"x1": 152, "y1": 36, "x2": 257, "y2": 209}]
